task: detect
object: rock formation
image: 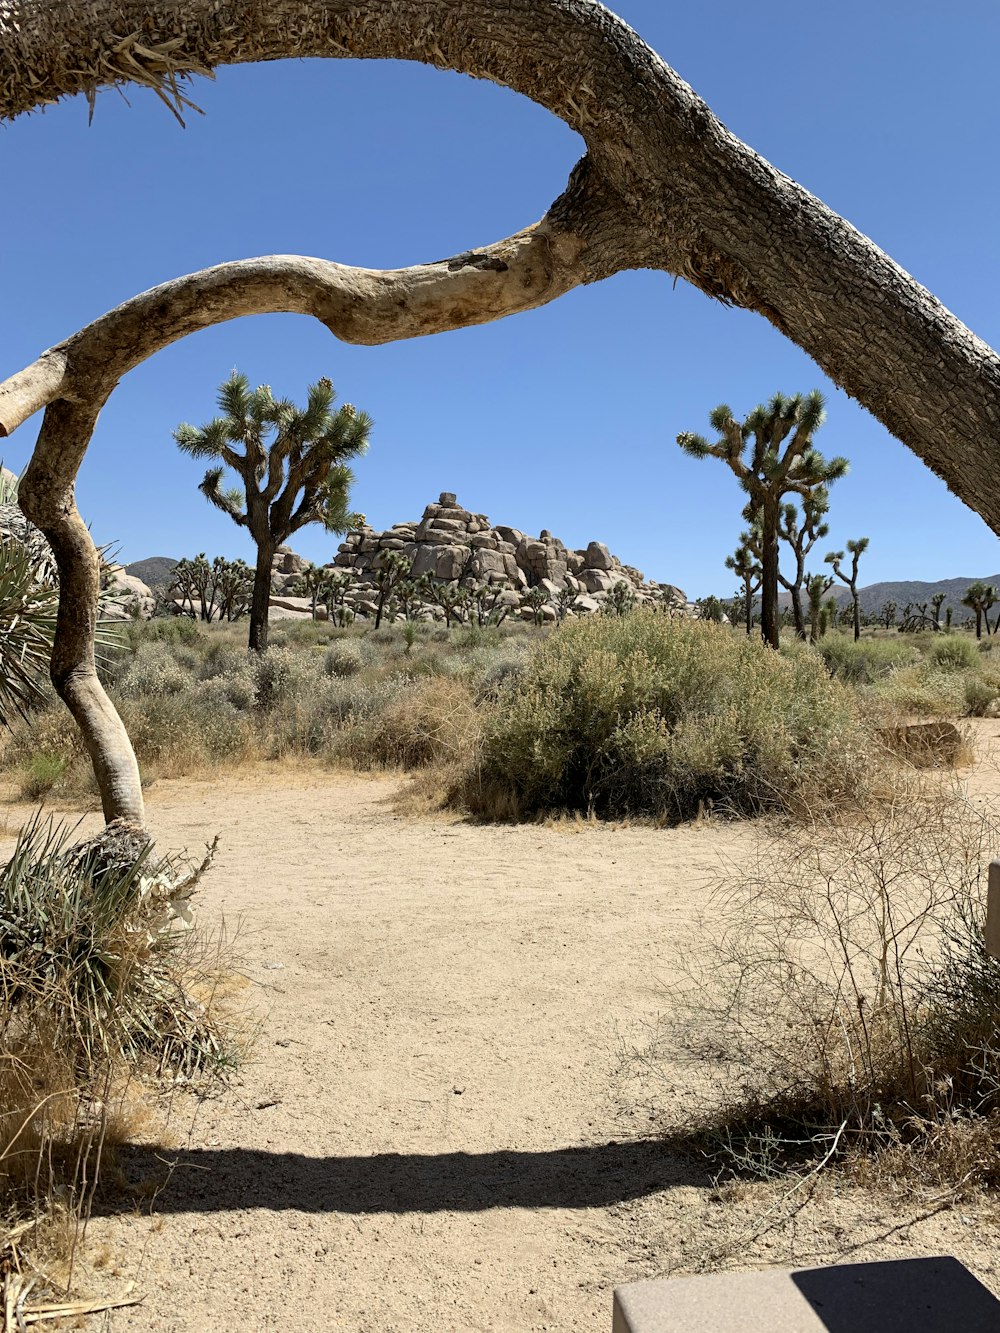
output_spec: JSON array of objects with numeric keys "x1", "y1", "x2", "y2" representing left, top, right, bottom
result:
[{"x1": 271, "y1": 493, "x2": 688, "y2": 623}]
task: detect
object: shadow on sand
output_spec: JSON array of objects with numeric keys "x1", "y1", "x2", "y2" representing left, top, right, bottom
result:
[{"x1": 102, "y1": 1137, "x2": 708, "y2": 1216}]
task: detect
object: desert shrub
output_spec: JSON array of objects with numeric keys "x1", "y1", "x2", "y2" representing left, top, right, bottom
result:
[
  {"x1": 871, "y1": 666, "x2": 967, "y2": 719},
  {"x1": 817, "y1": 634, "x2": 919, "y2": 684},
  {"x1": 474, "y1": 644, "x2": 532, "y2": 700},
  {"x1": 194, "y1": 668, "x2": 258, "y2": 714},
  {"x1": 19, "y1": 752, "x2": 68, "y2": 802},
  {"x1": 0, "y1": 699, "x2": 85, "y2": 773},
  {"x1": 261, "y1": 676, "x2": 384, "y2": 758},
  {"x1": 115, "y1": 691, "x2": 252, "y2": 771},
  {"x1": 336, "y1": 676, "x2": 479, "y2": 769},
  {"x1": 404, "y1": 650, "x2": 448, "y2": 679},
  {"x1": 324, "y1": 641, "x2": 364, "y2": 677},
  {"x1": 114, "y1": 642, "x2": 193, "y2": 699},
  {"x1": 662, "y1": 783, "x2": 1000, "y2": 1186},
  {"x1": 930, "y1": 634, "x2": 981, "y2": 672},
  {"x1": 965, "y1": 676, "x2": 999, "y2": 718},
  {"x1": 198, "y1": 640, "x2": 252, "y2": 681},
  {"x1": 365, "y1": 624, "x2": 402, "y2": 647},
  {"x1": 461, "y1": 611, "x2": 871, "y2": 822},
  {"x1": 250, "y1": 646, "x2": 315, "y2": 709},
  {"x1": 127, "y1": 615, "x2": 201, "y2": 648}
]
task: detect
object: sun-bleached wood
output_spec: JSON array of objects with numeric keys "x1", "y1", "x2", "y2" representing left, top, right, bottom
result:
[{"x1": 2, "y1": 0, "x2": 999, "y2": 823}]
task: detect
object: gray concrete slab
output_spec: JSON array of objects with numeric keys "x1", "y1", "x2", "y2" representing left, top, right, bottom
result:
[{"x1": 613, "y1": 1256, "x2": 1000, "y2": 1332}]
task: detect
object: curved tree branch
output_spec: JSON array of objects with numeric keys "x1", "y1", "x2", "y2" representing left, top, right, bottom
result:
[
  {"x1": 3, "y1": 0, "x2": 1000, "y2": 824},
  {"x1": 0, "y1": 170, "x2": 622, "y2": 438}
]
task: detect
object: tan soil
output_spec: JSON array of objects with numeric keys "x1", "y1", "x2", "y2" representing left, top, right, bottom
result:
[{"x1": 7, "y1": 721, "x2": 1000, "y2": 1331}]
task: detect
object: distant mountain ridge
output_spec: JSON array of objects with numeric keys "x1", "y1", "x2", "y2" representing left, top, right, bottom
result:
[
  {"x1": 777, "y1": 574, "x2": 1000, "y2": 620},
  {"x1": 124, "y1": 556, "x2": 177, "y2": 592}
]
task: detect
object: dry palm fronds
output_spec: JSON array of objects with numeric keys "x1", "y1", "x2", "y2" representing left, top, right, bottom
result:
[{"x1": 1, "y1": 1226, "x2": 143, "y2": 1328}]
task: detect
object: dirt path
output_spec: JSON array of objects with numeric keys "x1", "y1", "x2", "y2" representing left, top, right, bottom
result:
[{"x1": 9, "y1": 727, "x2": 1000, "y2": 1330}]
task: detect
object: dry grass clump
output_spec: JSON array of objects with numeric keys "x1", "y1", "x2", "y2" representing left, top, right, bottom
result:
[
  {"x1": 335, "y1": 675, "x2": 481, "y2": 770},
  {"x1": 816, "y1": 634, "x2": 921, "y2": 685},
  {"x1": 0, "y1": 816, "x2": 235, "y2": 1313},
  {"x1": 457, "y1": 611, "x2": 874, "y2": 823},
  {"x1": 0, "y1": 820, "x2": 229, "y2": 1174},
  {"x1": 819, "y1": 630, "x2": 1000, "y2": 720},
  {"x1": 659, "y1": 780, "x2": 1000, "y2": 1191}
]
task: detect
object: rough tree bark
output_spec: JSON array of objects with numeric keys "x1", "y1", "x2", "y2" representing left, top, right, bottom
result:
[{"x1": 2, "y1": 0, "x2": 999, "y2": 822}]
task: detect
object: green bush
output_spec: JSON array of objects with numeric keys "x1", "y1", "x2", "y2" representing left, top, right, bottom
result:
[
  {"x1": 115, "y1": 642, "x2": 192, "y2": 698},
  {"x1": 930, "y1": 634, "x2": 980, "y2": 672},
  {"x1": 463, "y1": 611, "x2": 871, "y2": 822},
  {"x1": 871, "y1": 667, "x2": 967, "y2": 719},
  {"x1": 817, "y1": 634, "x2": 919, "y2": 684},
  {"x1": 20, "y1": 752, "x2": 68, "y2": 802},
  {"x1": 965, "y1": 676, "x2": 999, "y2": 717},
  {"x1": 324, "y1": 641, "x2": 364, "y2": 677}
]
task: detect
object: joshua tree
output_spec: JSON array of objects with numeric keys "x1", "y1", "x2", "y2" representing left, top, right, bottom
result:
[
  {"x1": 174, "y1": 372, "x2": 371, "y2": 653},
  {"x1": 986, "y1": 586, "x2": 999, "y2": 636},
  {"x1": 605, "y1": 581, "x2": 637, "y2": 618},
  {"x1": 322, "y1": 572, "x2": 353, "y2": 618},
  {"x1": 776, "y1": 489, "x2": 830, "y2": 639},
  {"x1": 725, "y1": 536, "x2": 761, "y2": 636},
  {"x1": 825, "y1": 537, "x2": 870, "y2": 642},
  {"x1": 695, "y1": 595, "x2": 726, "y2": 624},
  {"x1": 805, "y1": 572, "x2": 835, "y2": 644},
  {"x1": 172, "y1": 551, "x2": 216, "y2": 618},
  {"x1": 293, "y1": 562, "x2": 332, "y2": 621},
  {"x1": 167, "y1": 558, "x2": 199, "y2": 620},
  {"x1": 473, "y1": 582, "x2": 514, "y2": 627},
  {"x1": 961, "y1": 581, "x2": 994, "y2": 639},
  {"x1": 212, "y1": 556, "x2": 252, "y2": 621},
  {"x1": 678, "y1": 392, "x2": 848, "y2": 649},
  {"x1": 880, "y1": 600, "x2": 898, "y2": 630},
  {"x1": 524, "y1": 585, "x2": 549, "y2": 627},
  {"x1": 930, "y1": 591, "x2": 947, "y2": 631},
  {"x1": 394, "y1": 578, "x2": 421, "y2": 623},
  {"x1": 432, "y1": 580, "x2": 471, "y2": 628},
  {"x1": 552, "y1": 585, "x2": 577, "y2": 624},
  {"x1": 371, "y1": 550, "x2": 412, "y2": 630}
]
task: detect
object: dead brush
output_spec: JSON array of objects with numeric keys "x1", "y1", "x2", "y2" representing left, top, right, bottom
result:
[
  {"x1": 0, "y1": 816, "x2": 236, "y2": 1314},
  {"x1": 653, "y1": 776, "x2": 1000, "y2": 1192}
]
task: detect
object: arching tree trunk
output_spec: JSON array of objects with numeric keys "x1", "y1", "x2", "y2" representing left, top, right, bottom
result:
[{"x1": 18, "y1": 401, "x2": 145, "y2": 826}]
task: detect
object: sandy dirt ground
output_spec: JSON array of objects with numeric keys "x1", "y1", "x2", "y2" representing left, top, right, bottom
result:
[{"x1": 6, "y1": 722, "x2": 1000, "y2": 1331}]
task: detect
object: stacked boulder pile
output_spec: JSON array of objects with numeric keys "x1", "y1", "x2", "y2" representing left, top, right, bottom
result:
[{"x1": 271, "y1": 492, "x2": 688, "y2": 622}]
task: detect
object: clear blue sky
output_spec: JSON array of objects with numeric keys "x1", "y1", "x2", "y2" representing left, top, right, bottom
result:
[{"x1": 3, "y1": 1, "x2": 999, "y2": 596}]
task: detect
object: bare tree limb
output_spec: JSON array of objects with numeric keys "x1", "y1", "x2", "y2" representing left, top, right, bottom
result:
[{"x1": 0, "y1": 206, "x2": 606, "y2": 439}]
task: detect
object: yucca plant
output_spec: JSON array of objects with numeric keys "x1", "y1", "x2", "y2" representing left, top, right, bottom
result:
[
  {"x1": 0, "y1": 534, "x2": 59, "y2": 725},
  {"x1": 0, "y1": 816, "x2": 222, "y2": 1080}
]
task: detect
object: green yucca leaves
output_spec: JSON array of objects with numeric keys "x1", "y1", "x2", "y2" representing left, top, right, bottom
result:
[{"x1": 0, "y1": 536, "x2": 58, "y2": 725}]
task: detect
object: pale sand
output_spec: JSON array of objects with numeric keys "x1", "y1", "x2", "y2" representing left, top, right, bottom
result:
[{"x1": 6, "y1": 720, "x2": 1000, "y2": 1330}]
